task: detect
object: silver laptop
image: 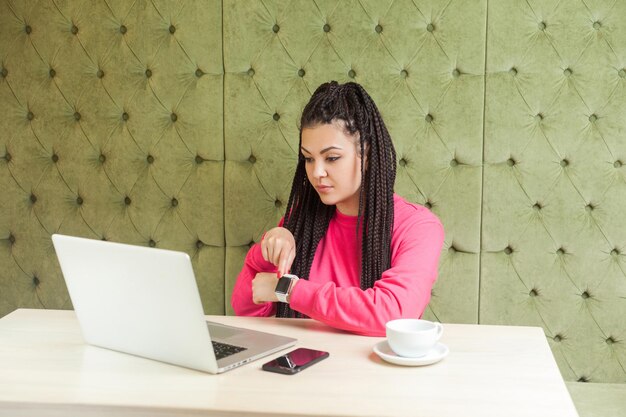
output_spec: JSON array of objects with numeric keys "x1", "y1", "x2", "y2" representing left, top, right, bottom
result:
[{"x1": 51, "y1": 234, "x2": 296, "y2": 374}]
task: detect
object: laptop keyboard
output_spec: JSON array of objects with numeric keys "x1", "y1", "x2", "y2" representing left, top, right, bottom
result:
[{"x1": 212, "y1": 340, "x2": 247, "y2": 360}]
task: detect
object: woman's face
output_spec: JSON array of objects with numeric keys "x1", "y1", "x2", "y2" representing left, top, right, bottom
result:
[{"x1": 301, "y1": 122, "x2": 364, "y2": 216}]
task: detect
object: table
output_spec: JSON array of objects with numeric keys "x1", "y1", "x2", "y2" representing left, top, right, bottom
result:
[{"x1": 0, "y1": 309, "x2": 578, "y2": 417}]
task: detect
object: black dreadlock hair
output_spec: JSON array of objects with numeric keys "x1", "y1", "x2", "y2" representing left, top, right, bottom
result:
[{"x1": 277, "y1": 81, "x2": 397, "y2": 318}]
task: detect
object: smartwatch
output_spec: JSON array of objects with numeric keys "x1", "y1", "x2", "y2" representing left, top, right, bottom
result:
[{"x1": 275, "y1": 274, "x2": 299, "y2": 303}]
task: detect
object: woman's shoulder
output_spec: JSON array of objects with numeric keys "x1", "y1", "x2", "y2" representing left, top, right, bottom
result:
[{"x1": 392, "y1": 194, "x2": 443, "y2": 229}]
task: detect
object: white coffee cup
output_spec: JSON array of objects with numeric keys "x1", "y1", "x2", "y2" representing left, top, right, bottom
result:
[{"x1": 386, "y1": 319, "x2": 443, "y2": 358}]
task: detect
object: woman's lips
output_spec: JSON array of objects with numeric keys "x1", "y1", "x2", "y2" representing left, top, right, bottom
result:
[{"x1": 316, "y1": 185, "x2": 333, "y2": 194}]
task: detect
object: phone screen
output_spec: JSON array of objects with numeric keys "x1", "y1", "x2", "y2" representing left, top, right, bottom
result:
[{"x1": 262, "y1": 348, "x2": 329, "y2": 375}]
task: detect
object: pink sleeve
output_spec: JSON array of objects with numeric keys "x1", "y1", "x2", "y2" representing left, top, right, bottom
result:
[
  {"x1": 230, "y1": 242, "x2": 277, "y2": 317},
  {"x1": 288, "y1": 217, "x2": 444, "y2": 337}
]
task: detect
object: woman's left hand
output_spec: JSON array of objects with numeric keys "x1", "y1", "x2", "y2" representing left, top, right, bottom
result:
[{"x1": 252, "y1": 272, "x2": 279, "y2": 304}]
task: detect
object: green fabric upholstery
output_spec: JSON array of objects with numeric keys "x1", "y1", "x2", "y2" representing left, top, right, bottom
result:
[
  {"x1": 482, "y1": 0, "x2": 626, "y2": 384},
  {"x1": 1, "y1": 1, "x2": 625, "y2": 415},
  {"x1": 0, "y1": 0, "x2": 225, "y2": 314},
  {"x1": 567, "y1": 382, "x2": 626, "y2": 417}
]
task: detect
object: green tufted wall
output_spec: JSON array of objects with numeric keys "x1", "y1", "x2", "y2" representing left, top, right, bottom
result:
[
  {"x1": 1, "y1": 0, "x2": 625, "y2": 391},
  {"x1": 482, "y1": 0, "x2": 626, "y2": 384},
  {"x1": 0, "y1": 0, "x2": 225, "y2": 314}
]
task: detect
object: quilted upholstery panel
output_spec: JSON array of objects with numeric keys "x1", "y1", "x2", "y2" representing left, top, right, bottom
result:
[
  {"x1": 482, "y1": 0, "x2": 626, "y2": 383},
  {"x1": 0, "y1": 0, "x2": 225, "y2": 316},
  {"x1": 223, "y1": 0, "x2": 486, "y2": 321}
]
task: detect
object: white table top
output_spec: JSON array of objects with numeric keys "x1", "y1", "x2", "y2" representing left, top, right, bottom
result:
[{"x1": 0, "y1": 309, "x2": 578, "y2": 417}]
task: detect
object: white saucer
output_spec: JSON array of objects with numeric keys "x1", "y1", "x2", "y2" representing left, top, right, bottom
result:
[{"x1": 373, "y1": 341, "x2": 449, "y2": 366}]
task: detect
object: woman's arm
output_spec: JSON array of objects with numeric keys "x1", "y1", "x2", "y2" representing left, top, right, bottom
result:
[
  {"x1": 288, "y1": 218, "x2": 445, "y2": 336},
  {"x1": 231, "y1": 242, "x2": 277, "y2": 317}
]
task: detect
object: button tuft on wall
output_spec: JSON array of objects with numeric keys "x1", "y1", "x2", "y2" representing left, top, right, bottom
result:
[
  {"x1": 196, "y1": 240, "x2": 205, "y2": 249},
  {"x1": 74, "y1": 112, "x2": 81, "y2": 121},
  {"x1": 247, "y1": 68, "x2": 255, "y2": 77},
  {"x1": 401, "y1": 69, "x2": 408, "y2": 78},
  {"x1": 538, "y1": 21, "x2": 546, "y2": 31},
  {"x1": 8, "y1": 233, "x2": 15, "y2": 244},
  {"x1": 195, "y1": 155, "x2": 204, "y2": 164},
  {"x1": 275, "y1": 200, "x2": 282, "y2": 208},
  {"x1": 1, "y1": 67, "x2": 7, "y2": 78},
  {"x1": 149, "y1": 239, "x2": 156, "y2": 247},
  {"x1": 145, "y1": 69, "x2": 152, "y2": 78},
  {"x1": 504, "y1": 246, "x2": 513, "y2": 255},
  {"x1": 593, "y1": 21, "x2": 602, "y2": 30},
  {"x1": 611, "y1": 248, "x2": 620, "y2": 256},
  {"x1": 4, "y1": 152, "x2": 11, "y2": 162},
  {"x1": 147, "y1": 155, "x2": 154, "y2": 164},
  {"x1": 120, "y1": 25, "x2": 127, "y2": 34},
  {"x1": 557, "y1": 247, "x2": 565, "y2": 255},
  {"x1": 507, "y1": 158, "x2": 516, "y2": 166},
  {"x1": 452, "y1": 68, "x2": 461, "y2": 78},
  {"x1": 273, "y1": 24, "x2": 280, "y2": 33},
  {"x1": 71, "y1": 25, "x2": 78, "y2": 35},
  {"x1": 171, "y1": 113, "x2": 178, "y2": 122},
  {"x1": 614, "y1": 160, "x2": 622, "y2": 168},
  {"x1": 323, "y1": 24, "x2": 330, "y2": 33},
  {"x1": 76, "y1": 196, "x2": 83, "y2": 205},
  {"x1": 399, "y1": 158, "x2": 407, "y2": 167},
  {"x1": 619, "y1": 69, "x2": 626, "y2": 78},
  {"x1": 122, "y1": 112, "x2": 129, "y2": 121},
  {"x1": 124, "y1": 196, "x2": 132, "y2": 206},
  {"x1": 425, "y1": 201, "x2": 433, "y2": 209},
  {"x1": 171, "y1": 198, "x2": 178, "y2": 207},
  {"x1": 30, "y1": 194, "x2": 37, "y2": 204},
  {"x1": 589, "y1": 114, "x2": 597, "y2": 122},
  {"x1": 348, "y1": 69, "x2": 356, "y2": 78},
  {"x1": 27, "y1": 111, "x2": 34, "y2": 121},
  {"x1": 33, "y1": 276, "x2": 40, "y2": 286},
  {"x1": 560, "y1": 159, "x2": 569, "y2": 167},
  {"x1": 426, "y1": 23, "x2": 435, "y2": 32},
  {"x1": 169, "y1": 25, "x2": 176, "y2": 34},
  {"x1": 97, "y1": 69, "x2": 104, "y2": 78},
  {"x1": 298, "y1": 69, "x2": 305, "y2": 77},
  {"x1": 585, "y1": 203, "x2": 594, "y2": 212},
  {"x1": 99, "y1": 154, "x2": 106, "y2": 163},
  {"x1": 533, "y1": 202, "x2": 542, "y2": 211},
  {"x1": 425, "y1": 114, "x2": 434, "y2": 123},
  {"x1": 52, "y1": 154, "x2": 59, "y2": 163},
  {"x1": 581, "y1": 291, "x2": 590, "y2": 299},
  {"x1": 25, "y1": 25, "x2": 32, "y2": 34},
  {"x1": 249, "y1": 155, "x2": 256, "y2": 164},
  {"x1": 195, "y1": 69, "x2": 204, "y2": 78},
  {"x1": 49, "y1": 68, "x2": 56, "y2": 78},
  {"x1": 563, "y1": 68, "x2": 573, "y2": 77},
  {"x1": 577, "y1": 376, "x2": 589, "y2": 383},
  {"x1": 554, "y1": 334, "x2": 563, "y2": 342},
  {"x1": 375, "y1": 24, "x2": 383, "y2": 33},
  {"x1": 509, "y1": 67, "x2": 518, "y2": 76},
  {"x1": 449, "y1": 158, "x2": 458, "y2": 167},
  {"x1": 273, "y1": 113, "x2": 280, "y2": 121},
  {"x1": 529, "y1": 288, "x2": 539, "y2": 297}
]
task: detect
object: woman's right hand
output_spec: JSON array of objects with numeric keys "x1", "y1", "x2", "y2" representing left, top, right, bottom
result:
[{"x1": 261, "y1": 227, "x2": 296, "y2": 277}]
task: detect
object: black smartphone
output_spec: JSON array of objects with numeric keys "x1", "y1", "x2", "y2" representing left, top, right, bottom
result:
[{"x1": 262, "y1": 348, "x2": 329, "y2": 375}]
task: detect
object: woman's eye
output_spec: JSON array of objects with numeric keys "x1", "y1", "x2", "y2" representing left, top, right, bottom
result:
[
  {"x1": 304, "y1": 157, "x2": 313, "y2": 163},
  {"x1": 327, "y1": 156, "x2": 340, "y2": 162}
]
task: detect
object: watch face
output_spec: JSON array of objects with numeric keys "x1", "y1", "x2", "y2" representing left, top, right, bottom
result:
[{"x1": 275, "y1": 276, "x2": 292, "y2": 294}]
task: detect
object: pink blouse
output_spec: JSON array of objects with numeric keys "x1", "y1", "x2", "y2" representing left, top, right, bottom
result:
[{"x1": 231, "y1": 194, "x2": 445, "y2": 336}]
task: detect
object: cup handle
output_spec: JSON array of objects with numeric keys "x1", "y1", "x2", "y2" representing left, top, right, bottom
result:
[{"x1": 435, "y1": 322, "x2": 443, "y2": 339}]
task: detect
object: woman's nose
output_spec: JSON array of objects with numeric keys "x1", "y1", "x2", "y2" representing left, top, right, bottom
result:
[{"x1": 312, "y1": 162, "x2": 327, "y2": 178}]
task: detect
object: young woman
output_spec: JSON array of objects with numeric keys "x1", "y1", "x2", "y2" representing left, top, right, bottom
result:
[{"x1": 231, "y1": 81, "x2": 444, "y2": 337}]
